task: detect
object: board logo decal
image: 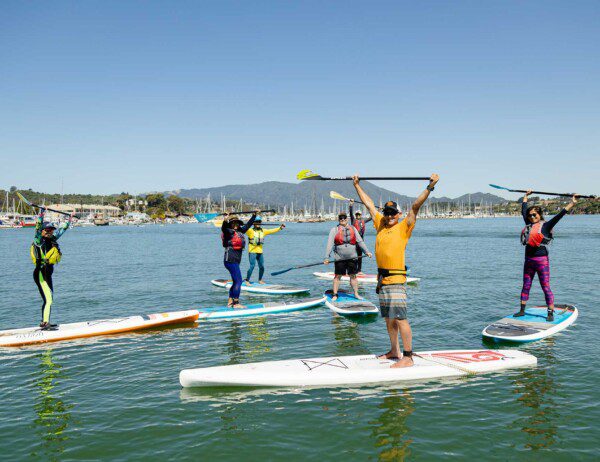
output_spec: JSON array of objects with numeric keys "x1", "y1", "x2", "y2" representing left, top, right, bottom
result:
[
  {"x1": 301, "y1": 358, "x2": 349, "y2": 371},
  {"x1": 430, "y1": 350, "x2": 505, "y2": 363}
]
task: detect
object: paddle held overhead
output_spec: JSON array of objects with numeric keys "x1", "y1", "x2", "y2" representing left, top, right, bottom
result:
[
  {"x1": 17, "y1": 192, "x2": 73, "y2": 217},
  {"x1": 298, "y1": 170, "x2": 430, "y2": 181},
  {"x1": 329, "y1": 191, "x2": 383, "y2": 210},
  {"x1": 489, "y1": 184, "x2": 596, "y2": 199}
]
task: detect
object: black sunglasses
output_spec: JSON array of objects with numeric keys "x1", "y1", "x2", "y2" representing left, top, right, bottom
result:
[
  {"x1": 383, "y1": 210, "x2": 398, "y2": 216},
  {"x1": 528, "y1": 213, "x2": 538, "y2": 217}
]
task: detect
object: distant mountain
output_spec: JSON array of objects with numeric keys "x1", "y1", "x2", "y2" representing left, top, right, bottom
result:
[{"x1": 169, "y1": 181, "x2": 508, "y2": 209}]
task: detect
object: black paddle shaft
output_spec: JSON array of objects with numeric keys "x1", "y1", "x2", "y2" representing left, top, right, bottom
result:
[
  {"x1": 218, "y1": 209, "x2": 276, "y2": 216},
  {"x1": 310, "y1": 176, "x2": 430, "y2": 181},
  {"x1": 271, "y1": 255, "x2": 367, "y2": 276},
  {"x1": 512, "y1": 189, "x2": 595, "y2": 199}
]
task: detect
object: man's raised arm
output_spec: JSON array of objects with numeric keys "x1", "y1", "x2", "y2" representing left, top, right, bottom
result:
[
  {"x1": 407, "y1": 174, "x2": 439, "y2": 227},
  {"x1": 352, "y1": 175, "x2": 378, "y2": 218}
]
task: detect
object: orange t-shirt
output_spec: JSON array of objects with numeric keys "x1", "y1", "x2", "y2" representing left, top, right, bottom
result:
[{"x1": 373, "y1": 213, "x2": 414, "y2": 285}]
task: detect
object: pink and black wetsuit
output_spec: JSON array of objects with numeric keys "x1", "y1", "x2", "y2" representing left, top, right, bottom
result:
[{"x1": 520, "y1": 202, "x2": 567, "y2": 306}]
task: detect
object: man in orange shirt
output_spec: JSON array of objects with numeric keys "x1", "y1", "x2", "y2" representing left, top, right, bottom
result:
[{"x1": 353, "y1": 173, "x2": 439, "y2": 368}]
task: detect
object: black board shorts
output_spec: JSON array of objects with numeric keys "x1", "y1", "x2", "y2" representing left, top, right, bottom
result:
[{"x1": 334, "y1": 259, "x2": 358, "y2": 276}]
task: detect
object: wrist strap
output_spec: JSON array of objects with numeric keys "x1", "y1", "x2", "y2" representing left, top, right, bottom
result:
[{"x1": 426, "y1": 185, "x2": 435, "y2": 192}]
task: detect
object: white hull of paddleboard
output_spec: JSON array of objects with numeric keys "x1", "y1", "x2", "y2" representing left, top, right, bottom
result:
[
  {"x1": 313, "y1": 272, "x2": 420, "y2": 285},
  {"x1": 482, "y1": 304, "x2": 578, "y2": 343},
  {"x1": 0, "y1": 310, "x2": 200, "y2": 347},
  {"x1": 211, "y1": 279, "x2": 309, "y2": 295},
  {"x1": 180, "y1": 349, "x2": 537, "y2": 388},
  {"x1": 196, "y1": 297, "x2": 325, "y2": 320}
]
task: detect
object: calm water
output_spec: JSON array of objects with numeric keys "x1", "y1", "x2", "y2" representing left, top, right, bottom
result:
[{"x1": 1, "y1": 217, "x2": 598, "y2": 460}]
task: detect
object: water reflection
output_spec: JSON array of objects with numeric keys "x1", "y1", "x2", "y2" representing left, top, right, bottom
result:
[
  {"x1": 223, "y1": 318, "x2": 271, "y2": 364},
  {"x1": 370, "y1": 390, "x2": 415, "y2": 461},
  {"x1": 332, "y1": 316, "x2": 368, "y2": 355},
  {"x1": 30, "y1": 349, "x2": 73, "y2": 461},
  {"x1": 510, "y1": 339, "x2": 560, "y2": 450}
]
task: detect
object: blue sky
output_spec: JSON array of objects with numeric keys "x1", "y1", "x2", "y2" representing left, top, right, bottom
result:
[{"x1": 1, "y1": 1, "x2": 599, "y2": 198}]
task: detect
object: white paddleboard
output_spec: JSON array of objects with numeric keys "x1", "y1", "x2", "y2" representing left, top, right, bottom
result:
[
  {"x1": 211, "y1": 279, "x2": 310, "y2": 295},
  {"x1": 197, "y1": 297, "x2": 325, "y2": 320},
  {"x1": 180, "y1": 349, "x2": 537, "y2": 388},
  {"x1": 0, "y1": 310, "x2": 199, "y2": 347},
  {"x1": 482, "y1": 304, "x2": 578, "y2": 343},
  {"x1": 324, "y1": 290, "x2": 379, "y2": 316},
  {"x1": 314, "y1": 272, "x2": 420, "y2": 285}
]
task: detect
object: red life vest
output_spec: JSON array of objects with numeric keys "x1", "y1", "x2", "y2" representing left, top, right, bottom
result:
[
  {"x1": 334, "y1": 225, "x2": 357, "y2": 245},
  {"x1": 353, "y1": 219, "x2": 366, "y2": 236},
  {"x1": 222, "y1": 230, "x2": 245, "y2": 250},
  {"x1": 521, "y1": 222, "x2": 552, "y2": 247}
]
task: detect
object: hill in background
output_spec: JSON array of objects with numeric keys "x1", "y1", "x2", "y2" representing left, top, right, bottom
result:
[{"x1": 171, "y1": 181, "x2": 507, "y2": 208}]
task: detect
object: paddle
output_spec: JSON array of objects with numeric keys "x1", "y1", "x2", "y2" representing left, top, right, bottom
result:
[
  {"x1": 271, "y1": 255, "x2": 367, "y2": 276},
  {"x1": 298, "y1": 169, "x2": 430, "y2": 181},
  {"x1": 489, "y1": 184, "x2": 596, "y2": 199},
  {"x1": 218, "y1": 209, "x2": 276, "y2": 215},
  {"x1": 16, "y1": 192, "x2": 72, "y2": 217},
  {"x1": 330, "y1": 191, "x2": 383, "y2": 210}
]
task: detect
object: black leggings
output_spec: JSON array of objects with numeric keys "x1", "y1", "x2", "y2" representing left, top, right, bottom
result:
[{"x1": 34, "y1": 265, "x2": 54, "y2": 323}]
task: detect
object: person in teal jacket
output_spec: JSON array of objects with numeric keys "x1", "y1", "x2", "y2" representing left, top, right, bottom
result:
[{"x1": 31, "y1": 210, "x2": 72, "y2": 330}]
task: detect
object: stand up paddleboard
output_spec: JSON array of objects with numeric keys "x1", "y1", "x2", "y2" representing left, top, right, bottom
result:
[
  {"x1": 0, "y1": 310, "x2": 200, "y2": 347},
  {"x1": 314, "y1": 272, "x2": 420, "y2": 285},
  {"x1": 482, "y1": 304, "x2": 578, "y2": 343},
  {"x1": 324, "y1": 290, "x2": 379, "y2": 316},
  {"x1": 180, "y1": 349, "x2": 537, "y2": 388},
  {"x1": 197, "y1": 297, "x2": 325, "y2": 320},
  {"x1": 211, "y1": 279, "x2": 310, "y2": 295}
]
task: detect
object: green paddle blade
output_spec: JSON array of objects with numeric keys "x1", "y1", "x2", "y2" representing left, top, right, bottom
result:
[
  {"x1": 297, "y1": 169, "x2": 322, "y2": 180},
  {"x1": 16, "y1": 191, "x2": 33, "y2": 207},
  {"x1": 330, "y1": 191, "x2": 349, "y2": 201}
]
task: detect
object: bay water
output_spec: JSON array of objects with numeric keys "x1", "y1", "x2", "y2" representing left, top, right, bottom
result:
[{"x1": 1, "y1": 217, "x2": 598, "y2": 460}]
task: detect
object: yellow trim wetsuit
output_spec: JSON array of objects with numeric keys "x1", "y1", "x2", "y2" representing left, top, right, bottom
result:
[
  {"x1": 245, "y1": 226, "x2": 282, "y2": 281},
  {"x1": 32, "y1": 212, "x2": 70, "y2": 325}
]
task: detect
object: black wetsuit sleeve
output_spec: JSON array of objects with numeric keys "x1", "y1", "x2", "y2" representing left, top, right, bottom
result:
[
  {"x1": 241, "y1": 214, "x2": 257, "y2": 233},
  {"x1": 522, "y1": 202, "x2": 529, "y2": 224},
  {"x1": 349, "y1": 204, "x2": 355, "y2": 226},
  {"x1": 543, "y1": 208, "x2": 568, "y2": 234}
]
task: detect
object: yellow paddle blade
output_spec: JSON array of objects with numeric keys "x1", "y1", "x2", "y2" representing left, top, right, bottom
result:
[
  {"x1": 296, "y1": 169, "x2": 322, "y2": 180},
  {"x1": 329, "y1": 191, "x2": 349, "y2": 201}
]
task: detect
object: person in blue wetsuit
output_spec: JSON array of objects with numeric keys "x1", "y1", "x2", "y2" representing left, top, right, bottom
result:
[
  {"x1": 221, "y1": 212, "x2": 257, "y2": 308},
  {"x1": 515, "y1": 190, "x2": 579, "y2": 321},
  {"x1": 31, "y1": 210, "x2": 72, "y2": 330}
]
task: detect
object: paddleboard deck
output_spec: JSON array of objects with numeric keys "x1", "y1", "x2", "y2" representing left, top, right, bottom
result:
[
  {"x1": 482, "y1": 304, "x2": 578, "y2": 343},
  {"x1": 324, "y1": 290, "x2": 379, "y2": 316},
  {"x1": 197, "y1": 297, "x2": 325, "y2": 320},
  {"x1": 211, "y1": 279, "x2": 310, "y2": 295},
  {"x1": 314, "y1": 272, "x2": 420, "y2": 285},
  {"x1": 0, "y1": 309, "x2": 200, "y2": 347},
  {"x1": 180, "y1": 349, "x2": 537, "y2": 388}
]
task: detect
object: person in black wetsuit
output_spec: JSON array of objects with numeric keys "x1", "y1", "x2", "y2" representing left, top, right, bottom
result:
[
  {"x1": 349, "y1": 200, "x2": 372, "y2": 274},
  {"x1": 515, "y1": 190, "x2": 579, "y2": 321},
  {"x1": 221, "y1": 212, "x2": 257, "y2": 308}
]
